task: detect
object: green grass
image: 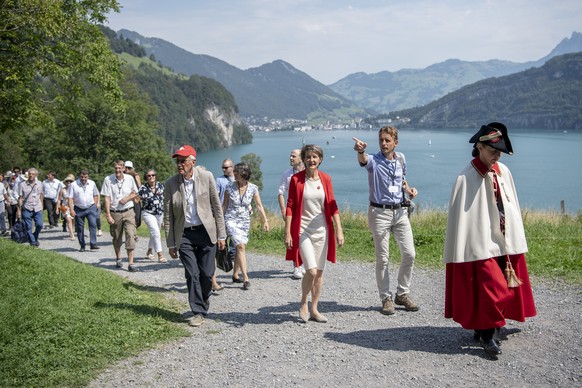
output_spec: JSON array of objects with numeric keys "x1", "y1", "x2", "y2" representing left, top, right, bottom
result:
[
  {"x1": 249, "y1": 209, "x2": 582, "y2": 284},
  {"x1": 0, "y1": 240, "x2": 189, "y2": 387}
]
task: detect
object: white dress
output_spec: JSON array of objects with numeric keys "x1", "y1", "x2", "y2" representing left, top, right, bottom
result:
[
  {"x1": 224, "y1": 182, "x2": 258, "y2": 246},
  {"x1": 299, "y1": 179, "x2": 328, "y2": 270}
]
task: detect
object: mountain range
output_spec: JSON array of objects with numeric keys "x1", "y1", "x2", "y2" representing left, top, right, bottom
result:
[
  {"x1": 116, "y1": 29, "x2": 582, "y2": 124},
  {"x1": 116, "y1": 29, "x2": 371, "y2": 122},
  {"x1": 392, "y1": 51, "x2": 582, "y2": 130},
  {"x1": 330, "y1": 32, "x2": 582, "y2": 113}
]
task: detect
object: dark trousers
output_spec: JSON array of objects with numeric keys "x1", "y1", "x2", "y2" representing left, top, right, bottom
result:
[
  {"x1": 94, "y1": 205, "x2": 102, "y2": 230},
  {"x1": 179, "y1": 227, "x2": 216, "y2": 316},
  {"x1": 43, "y1": 198, "x2": 58, "y2": 227},
  {"x1": 74, "y1": 204, "x2": 97, "y2": 248}
]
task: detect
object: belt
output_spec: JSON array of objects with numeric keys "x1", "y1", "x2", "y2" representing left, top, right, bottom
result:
[
  {"x1": 74, "y1": 204, "x2": 95, "y2": 210},
  {"x1": 111, "y1": 208, "x2": 131, "y2": 213},
  {"x1": 184, "y1": 224, "x2": 204, "y2": 231},
  {"x1": 370, "y1": 202, "x2": 401, "y2": 210}
]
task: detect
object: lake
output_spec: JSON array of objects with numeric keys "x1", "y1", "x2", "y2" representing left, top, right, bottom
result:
[{"x1": 196, "y1": 128, "x2": 582, "y2": 214}]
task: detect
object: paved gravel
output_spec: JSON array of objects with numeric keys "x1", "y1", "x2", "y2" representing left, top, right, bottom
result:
[{"x1": 38, "y1": 227, "x2": 581, "y2": 387}]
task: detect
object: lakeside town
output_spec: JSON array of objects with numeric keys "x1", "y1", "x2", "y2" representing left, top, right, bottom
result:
[{"x1": 242, "y1": 115, "x2": 412, "y2": 132}]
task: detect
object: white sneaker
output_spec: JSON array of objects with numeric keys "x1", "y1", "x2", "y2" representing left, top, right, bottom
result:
[{"x1": 293, "y1": 266, "x2": 304, "y2": 279}]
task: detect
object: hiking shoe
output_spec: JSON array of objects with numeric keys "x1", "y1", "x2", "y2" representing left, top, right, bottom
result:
[
  {"x1": 128, "y1": 264, "x2": 138, "y2": 272},
  {"x1": 90, "y1": 244, "x2": 99, "y2": 251},
  {"x1": 381, "y1": 297, "x2": 395, "y2": 315},
  {"x1": 116, "y1": 259, "x2": 123, "y2": 268},
  {"x1": 394, "y1": 293, "x2": 420, "y2": 311},
  {"x1": 292, "y1": 266, "x2": 304, "y2": 279},
  {"x1": 189, "y1": 314, "x2": 205, "y2": 327}
]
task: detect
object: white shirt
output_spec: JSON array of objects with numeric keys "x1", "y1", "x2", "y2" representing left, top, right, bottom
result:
[
  {"x1": 101, "y1": 173, "x2": 138, "y2": 211},
  {"x1": 43, "y1": 178, "x2": 62, "y2": 200},
  {"x1": 183, "y1": 177, "x2": 203, "y2": 227},
  {"x1": 68, "y1": 179, "x2": 99, "y2": 209},
  {"x1": 278, "y1": 167, "x2": 302, "y2": 196}
]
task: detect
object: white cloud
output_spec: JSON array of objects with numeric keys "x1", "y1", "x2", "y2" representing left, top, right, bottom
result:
[{"x1": 106, "y1": 0, "x2": 582, "y2": 84}]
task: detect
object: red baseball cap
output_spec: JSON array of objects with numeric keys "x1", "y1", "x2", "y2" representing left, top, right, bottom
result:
[{"x1": 172, "y1": 145, "x2": 197, "y2": 158}]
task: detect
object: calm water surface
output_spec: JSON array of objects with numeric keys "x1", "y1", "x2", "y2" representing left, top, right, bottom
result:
[{"x1": 197, "y1": 129, "x2": 582, "y2": 214}]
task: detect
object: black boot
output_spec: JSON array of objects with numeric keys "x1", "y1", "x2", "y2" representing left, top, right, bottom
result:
[{"x1": 479, "y1": 328, "x2": 501, "y2": 355}]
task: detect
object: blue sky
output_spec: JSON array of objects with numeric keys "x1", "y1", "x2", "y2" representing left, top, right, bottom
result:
[{"x1": 106, "y1": 0, "x2": 582, "y2": 84}]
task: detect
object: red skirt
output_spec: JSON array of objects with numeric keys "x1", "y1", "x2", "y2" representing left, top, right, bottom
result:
[{"x1": 444, "y1": 254, "x2": 537, "y2": 329}]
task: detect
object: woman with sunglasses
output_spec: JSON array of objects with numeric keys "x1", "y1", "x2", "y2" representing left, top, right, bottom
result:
[
  {"x1": 138, "y1": 169, "x2": 167, "y2": 263},
  {"x1": 223, "y1": 162, "x2": 269, "y2": 290}
]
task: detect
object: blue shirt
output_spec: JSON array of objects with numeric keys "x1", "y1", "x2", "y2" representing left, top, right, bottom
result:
[
  {"x1": 363, "y1": 151, "x2": 407, "y2": 205},
  {"x1": 216, "y1": 174, "x2": 234, "y2": 204}
]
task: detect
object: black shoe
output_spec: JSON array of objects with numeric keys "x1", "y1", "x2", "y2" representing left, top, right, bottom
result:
[
  {"x1": 480, "y1": 338, "x2": 502, "y2": 355},
  {"x1": 232, "y1": 276, "x2": 244, "y2": 283},
  {"x1": 475, "y1": 329, "x2": 501, "y2": 345},
  {"x1": 90, "y1": 245, "x2": 99, "y2": 251},
  {"x1": 79, "y1": 247, "x2": 85, "y2": 252},
  {"x1": 243, "y1": 281, "x2": 251, "y2": 290}
]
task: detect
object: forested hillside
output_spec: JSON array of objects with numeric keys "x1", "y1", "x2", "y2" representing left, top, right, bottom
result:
[
  {"x1": 101, "y1": 27, "x2": 252, "y2": 153},
  {"x1": 116, "y1": 29, "x2": 372, "y2": 122},
  {"x1": 0, "y1": 1, "x2": 175, "y2": 181},
  {"x1": 392, "y1": 52, "x2": 582, "y2": 130}
]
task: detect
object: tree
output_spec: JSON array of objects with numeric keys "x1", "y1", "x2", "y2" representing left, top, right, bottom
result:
[
  {"x1": 241, "y1": 153, "x2": 263, "y2": 191},
  {"x1": 25, "y1": 71, "x2": 174, "y2": 183},
  {"x1": 0, "y1": 0, "x2": 123, "y2": 134}
]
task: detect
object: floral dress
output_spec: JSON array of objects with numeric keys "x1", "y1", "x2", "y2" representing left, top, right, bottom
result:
[{"x1": 224, "y1": 181, "x2": 258, "y2": 246}]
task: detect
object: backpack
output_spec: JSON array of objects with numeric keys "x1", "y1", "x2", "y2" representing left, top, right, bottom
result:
[{"x1": 11, "y1": 218, "x2": 29, "y2": 244}]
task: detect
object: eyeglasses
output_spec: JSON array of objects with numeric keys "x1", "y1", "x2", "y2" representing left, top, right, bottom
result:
[
  {"x1": 146, "y1": 174, "x2": 156, "y2": 178},
  {"x1": 176, "y1": 159, "x2": 188, "y2": 165},
  {"x1": 222, "y1": 165, "x2": 232, "y2": 169}
]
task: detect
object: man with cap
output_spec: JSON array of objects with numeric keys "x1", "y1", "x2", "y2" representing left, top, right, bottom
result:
[
  {"x1": 443, "y1": 122, "x2": 537, "y2": 357},
  {"x1": 164, "y1": 145, "x2": 226, "y2": 327},
  {"x1": 101, "y1": 160, "x2": 139, "y2": 271}
]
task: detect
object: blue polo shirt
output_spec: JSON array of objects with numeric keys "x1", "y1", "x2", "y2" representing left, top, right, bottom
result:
[{"x1": 362, "y1": 151, "x2": 406, "y2": 205}]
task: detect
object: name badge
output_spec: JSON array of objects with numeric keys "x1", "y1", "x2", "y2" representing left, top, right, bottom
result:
[{"x1": 388, "y1": 185, "x2": 399, "y2": 193}]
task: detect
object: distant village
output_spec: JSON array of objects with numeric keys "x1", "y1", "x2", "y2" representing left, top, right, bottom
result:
[{"x1": 243, "y1": 116, "x2": 411, "y2": 132}]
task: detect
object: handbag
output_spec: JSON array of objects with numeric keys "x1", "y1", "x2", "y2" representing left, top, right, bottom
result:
[{"x1": 215, "y1": 247, "x2": 233, "y2": 272}]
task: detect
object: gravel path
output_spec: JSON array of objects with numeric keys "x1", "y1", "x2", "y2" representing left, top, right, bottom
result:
[{"x1": 38, "y1": 227, "x2": 581, "y2": 387}]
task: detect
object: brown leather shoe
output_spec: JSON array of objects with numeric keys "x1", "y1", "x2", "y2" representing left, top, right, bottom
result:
[
  {"x1": 394, "y1": 293, "x2": 419, "y2": 311},
  {"x1": 381, "y1": 297, "x2": 395, "y2": 315}
]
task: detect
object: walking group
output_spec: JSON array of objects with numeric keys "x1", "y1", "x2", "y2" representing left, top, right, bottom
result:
[{"x1": 2, "y1": 121, "x2": 537, "y2": 358}]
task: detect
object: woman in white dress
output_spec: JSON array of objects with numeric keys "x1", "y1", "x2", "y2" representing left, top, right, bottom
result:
[
  {"x1": 223, "y1": 162, "x2": 269, "y2": 290},
  {"x1": 285, "y1": 144, "x2": 344, "y2": 323}
]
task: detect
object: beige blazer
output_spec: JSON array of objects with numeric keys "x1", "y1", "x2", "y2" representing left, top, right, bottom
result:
[{"x1": 164, "y1": 167, "x2": 226, "y2": 249}]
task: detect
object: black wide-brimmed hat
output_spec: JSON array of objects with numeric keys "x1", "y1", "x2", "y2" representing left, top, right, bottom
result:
[{"x1": 469, "y1": 122, "x2": 513, "y2": 154}]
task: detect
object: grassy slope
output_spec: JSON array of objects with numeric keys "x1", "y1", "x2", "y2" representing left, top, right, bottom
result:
[{"x1": 0, "y1": 240, "x2": 189, "y2": 387}]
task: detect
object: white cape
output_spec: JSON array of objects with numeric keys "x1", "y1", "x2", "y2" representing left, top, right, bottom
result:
[{"x1": 443, "y1": 161, "x2": 527, "y2": 263}]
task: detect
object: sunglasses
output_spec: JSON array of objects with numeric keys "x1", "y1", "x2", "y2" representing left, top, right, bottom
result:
[
  {"x1": 222, "y1": 166, "x2": 232, "y2": 169},
  {"x1": 146, "y1": 174, "x2": 156, "y2": 178}
]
